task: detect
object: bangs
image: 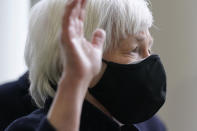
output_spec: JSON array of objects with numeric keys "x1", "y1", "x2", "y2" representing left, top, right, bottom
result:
[{"x1": 96, "y1": 0, "x2": 153, "y2": 51}]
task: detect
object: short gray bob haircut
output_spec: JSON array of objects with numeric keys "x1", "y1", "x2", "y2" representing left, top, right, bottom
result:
[{"x1": 25, "y1": 0, "x2": 153, "y2": 108}]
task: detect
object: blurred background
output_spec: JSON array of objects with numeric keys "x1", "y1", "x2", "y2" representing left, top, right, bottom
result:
[{"x1": 0, "y1": 0, "x2": 197, "y2": 130}]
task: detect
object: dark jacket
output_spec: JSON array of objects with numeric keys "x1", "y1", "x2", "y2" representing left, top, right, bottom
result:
[
  {"x1": 0, "y1": 72, "x2": 37, "y2": 130},
  {"x1": 0, "y1": 72, "x2": 166, "y2": 131}
]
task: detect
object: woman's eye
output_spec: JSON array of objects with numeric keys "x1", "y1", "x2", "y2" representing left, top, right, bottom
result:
[
  {"x1": 132, "y1": 47, "x2": 139, "y2": 53},
  {"x1": 136, "y1": 36, "x2": 145, "y2": 42}
]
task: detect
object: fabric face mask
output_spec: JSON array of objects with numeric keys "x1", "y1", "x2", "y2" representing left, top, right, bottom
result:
[{"x1": 88, "y1": 54, "x2": 167, "y2": 124}]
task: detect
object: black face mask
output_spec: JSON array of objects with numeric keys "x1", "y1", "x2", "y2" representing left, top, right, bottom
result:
[{"x1": 88, "y1": 54, "x2": 166, "y2": 124}]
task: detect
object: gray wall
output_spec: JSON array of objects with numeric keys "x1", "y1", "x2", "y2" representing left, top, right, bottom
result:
[
  {"x1": 31, "y1": 0, "x2": 40, "y2": 7},
  {"x1": 151, "y1": 0, "x2": 197, "y2": 130},
  {"x1": 0, "y1": 0, "x2": 38, "y2": 84},
  {"x1": 0, "y1": 0, "x2": 30, "y2": 84}
]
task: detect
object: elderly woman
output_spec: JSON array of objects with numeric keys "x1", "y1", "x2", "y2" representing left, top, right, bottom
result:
[{"x1": 6, "y1": 0, "x2": 166, "y2": 130}]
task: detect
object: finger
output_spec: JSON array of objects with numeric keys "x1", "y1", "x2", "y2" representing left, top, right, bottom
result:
[
  {"x1": 63, "y1": 0, "x2": 81, "y2": 25},
  {"x1": 61, "y1": 0, "x2": 79, "y2": 44},
  {"x1": 62, "y1": 0, "x2": 77, "y2": 31},
  {"x1": 77, "y1": 20, "x2": 84, "y2": 36},
  {"x1": 79, "y1": 10, "x2": 85, "y2": 21},
  {"x1": 79, "y1": 0, "x2": 86, "y2": 21},
  {"x1": 81, "y1": 0, "x2": 87, "y2": 9},
  {"x1": 91, "y1": 29, "x2": 106, "y2": 50},
  {"x1": 70, "y1": 0, "x2": 81, "y2": 19},
  {"x1": 64, "y1": 0, "x2": 78, "y2": 18}
]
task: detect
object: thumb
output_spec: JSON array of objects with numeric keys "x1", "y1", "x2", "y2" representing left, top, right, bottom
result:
[{"x1": 91, "y1": 29, "x2": 106, "y2": 50}]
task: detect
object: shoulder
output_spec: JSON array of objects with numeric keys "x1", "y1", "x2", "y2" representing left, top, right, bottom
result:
[
  {"x1": 0, "y1": 72, "x2": 30, "y2": 101},
  {"x1": 5, "y1": 109, "x2": 46, "y2": 131},
  {"x1": 0, "y1": 72, "x2": 37, "y2": 130}
]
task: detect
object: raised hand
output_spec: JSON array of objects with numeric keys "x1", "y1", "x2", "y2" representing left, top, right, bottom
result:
[
  {"x1": 60, "y1": 0, "x2": 106, "y2": 83},
  {"x1": 47, "y1": 1, "x2": 105, "y2": 130}
]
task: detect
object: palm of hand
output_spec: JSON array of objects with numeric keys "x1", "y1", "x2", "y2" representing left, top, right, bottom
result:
[{"x1": 60, "y1": 0, "x2": 106, "y2": 81}]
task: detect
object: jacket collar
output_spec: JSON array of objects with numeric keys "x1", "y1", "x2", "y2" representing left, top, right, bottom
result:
[{"x1": 44, "y1": 97, "x2": 138, "y2": 131}]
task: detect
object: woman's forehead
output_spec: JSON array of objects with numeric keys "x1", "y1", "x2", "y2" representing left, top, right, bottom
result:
[{"x1": 118, "y1": 31, "x2": 153, "y2": 48}]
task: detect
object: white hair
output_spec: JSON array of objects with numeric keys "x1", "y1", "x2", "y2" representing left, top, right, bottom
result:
[
  {"x1": 25, "y1": 0, "x2": 153, "y2": 108},
  {"x1": 85, "y1": 0, "x2": 153, "y2": 51}
]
